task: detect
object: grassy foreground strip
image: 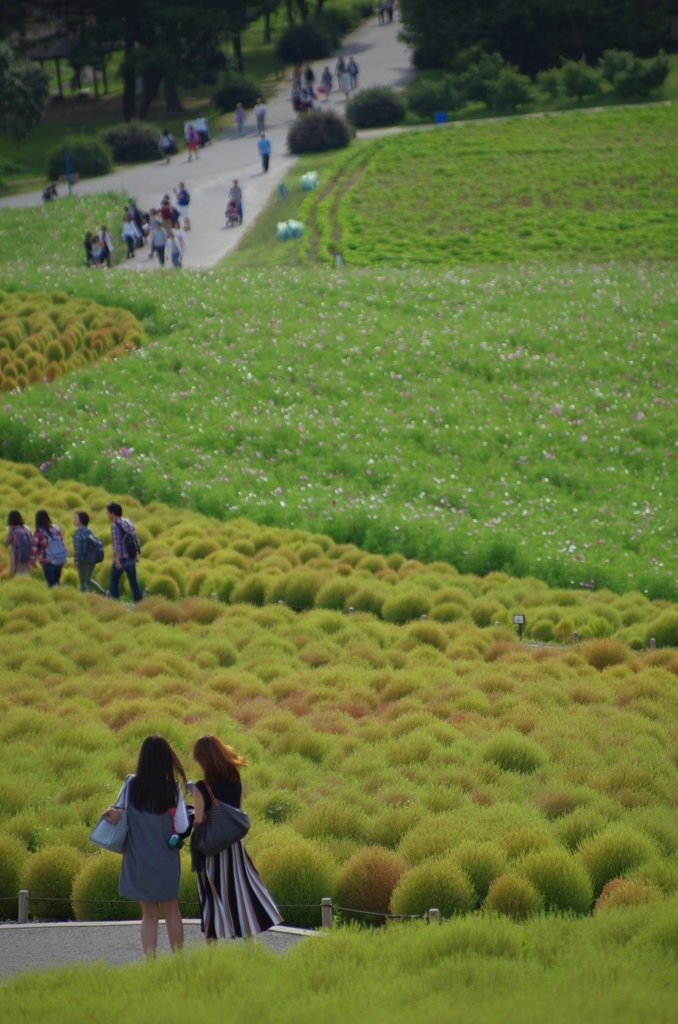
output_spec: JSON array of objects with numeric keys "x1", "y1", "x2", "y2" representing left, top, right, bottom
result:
[{"x1": 4, "y1": 911, "x2": 678, "y2": 1023}]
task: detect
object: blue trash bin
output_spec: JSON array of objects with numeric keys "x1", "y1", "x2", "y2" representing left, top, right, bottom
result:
[{"x1": 434, "y1": 111, "x2": 448, "y2": 124}]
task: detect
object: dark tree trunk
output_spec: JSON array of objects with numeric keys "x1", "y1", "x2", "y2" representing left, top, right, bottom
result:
[
  {"x1": 285, "y1": 0, "x2": 295, "y2": 24},
  {"x1": 92, "y1": 66, "x2": 99, "y2": 97},
  {"x1": 122, "y1": 8, "x2": 137, "y2": 121},
  {"x1": 297, "y1": 0, "x2": 309, "y2": 21},
  {"x1": 263, "y1": 10, "x2": 271, "y2": 42},
  {"x1": 163, "y1": 76, "x2": 184, "y2": 114},
  {"x1": 102, "y1": 60, "x2": 108, "y2": 95},
  {"x1": 232, "y1": 32, "x2": 244, "y2": 72},
  {"x1": 314, "y1": 0, "x2": 325, "y2": 17},
  {"x1": 137, "y1": 67, "x2": 163, "y2": 118}
]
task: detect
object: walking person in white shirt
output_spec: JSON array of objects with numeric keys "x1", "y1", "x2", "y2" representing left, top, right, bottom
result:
[{"x1": 254, "y1": 98, "x2": 267, "y2": 134}]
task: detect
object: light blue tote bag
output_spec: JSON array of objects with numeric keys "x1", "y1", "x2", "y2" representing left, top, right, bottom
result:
[{"x1": 89, "y1": 774, "x2": 133, "y2": 854}]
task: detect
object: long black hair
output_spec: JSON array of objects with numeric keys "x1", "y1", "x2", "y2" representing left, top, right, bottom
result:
[
  {"x1": 7, "y1": 510, "x2": 24, "y2": 527},
  {"x1": 35, "y1": 509, "x2": 52, "y2": 533},
  {"x1": 129, "y1": 734, "x2": 187, "y2": 814}
]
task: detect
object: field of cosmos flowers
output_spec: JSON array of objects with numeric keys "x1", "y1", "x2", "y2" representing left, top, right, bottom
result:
[{"x1": 1, "y1": 102, "x2": 678, "y2": 1021}]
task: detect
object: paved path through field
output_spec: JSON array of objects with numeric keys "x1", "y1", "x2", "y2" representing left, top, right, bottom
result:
[
  {"x1": 0, "y1": 921, "x2": 316, "y2": 977},
  {"x1": 0, "y1": 17, "x2": 413, "y2": 270}
]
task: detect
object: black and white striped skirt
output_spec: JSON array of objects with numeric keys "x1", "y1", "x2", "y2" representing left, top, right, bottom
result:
[{"x1": 195, "y1": 841, "x2": 283, "y2": 940}]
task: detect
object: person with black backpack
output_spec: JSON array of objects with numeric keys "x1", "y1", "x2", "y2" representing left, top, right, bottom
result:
[
  {"x1": 106, "y1": 502, "x2": 142, "y2": 603},
  {"x1": 72, "y1": 511, "x2": 106, "y2": 595},
  {"x1": 29, "y1": 509, "x2": 68, "y2": 588},
  {"x1": 4, "y1": 510, "x2": 32, "y2": 576}
]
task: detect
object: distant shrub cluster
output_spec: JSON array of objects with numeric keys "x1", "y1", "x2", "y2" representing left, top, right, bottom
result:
[
  {"x1": 45, "y1": 136, "x2": 112, "y2": 181},
  {"x1": 99, "y1": 121, "x2": 159, "y2": 163},
  {"x1": 0, "y1": 291, "x2": 144, "y2": 392},
  {"x1": 347, "y1": 87, "x2": 406, "y2": 129},
  {"x1": 288, "y1": 111, "x2": 351, "y2": 154}
]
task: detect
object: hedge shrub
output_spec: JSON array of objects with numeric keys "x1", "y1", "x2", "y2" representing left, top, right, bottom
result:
[
  {"x1": 257, "y1": 838, "x2": 338, "y2": 928},
  {"x1": 46, "y1": 136, "x2": 112, "y2": 181},
  {"x1": 347, "y1": 87, "x2": 405, "y2": 129},
  {"x1": 484, "y1": 873, "x2": 544, "y2": 921},
  {"x1": 518, "y1": 848, "x2": 593, "y2": 915},
  {"x1": 593, "y1": 877, "x2": 661, "y2": 913},
  {"x1": 407, "y1": 78, "x2": 461, "y2": 119},
  {"x1": 22, "y1": 844, "x2": 85, "y2": 920},
  {"x1": 482, "y1": 731, "x2": 546, "y2": 774},
  {"x1": 276, "y1": 23, "x2": 333, "y2": 63},
  {"x1": 335, "y1": 846, "x2": 409, "y2": 919},
  {"x1": 213, "y1": 73, "x2": 263, "y2": 113},
  {"x1": 579, "y1": 828, "x2": 655, "y2": 898},
  {"x1": 100, "y1": 121, "x2": 159, "y2": 163},
  {"x1": 72, "y1": 852, "x2": 141, "y2": 921},
  {"x1": 0, "y1": 835, "x2": 28, "y2": 920},
  {"x1": 288, "y1": 111, "x2": 351, "y2": 155},
  {"x1": 390, "y1": 859, "x2": 475, "y2": 918}
]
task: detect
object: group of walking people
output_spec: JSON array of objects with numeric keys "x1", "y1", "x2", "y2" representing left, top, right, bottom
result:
[
  {"x1": 84, "y1": 193, "x2": 189, "y2": 269},
  {"x1": 100, "y1": 733, "x2": 282, "y2": 955},
  {"x1": 4, "y1": 501, "x2": 143, "y2": 602}
]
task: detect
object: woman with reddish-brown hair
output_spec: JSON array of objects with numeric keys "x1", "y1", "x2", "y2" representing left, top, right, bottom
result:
[{"x1": 191, "y1": 734, "x2": 282, "y2": 942}]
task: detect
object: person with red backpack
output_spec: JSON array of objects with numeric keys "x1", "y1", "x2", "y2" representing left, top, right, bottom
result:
[
  {"x1": 29, "y1": 509, "x2": 68, "y2": 588},
  {"x1": 72, "y1": 511, "x2": 106, "y2": 595},
  {"x1": 107, "y1": 502, "x2": 142, "y2": 603},
  {"x1": 4, "y1": 510, "x2": 32, "y2": 576}
]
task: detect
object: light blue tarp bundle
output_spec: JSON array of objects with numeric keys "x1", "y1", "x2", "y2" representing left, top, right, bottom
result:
[
  {"x1": 300, "y1": 171, "x2": 319, "y2": 191},
  {"x1": 276, "y1": 220, "x2": 304, "y2": 241}
]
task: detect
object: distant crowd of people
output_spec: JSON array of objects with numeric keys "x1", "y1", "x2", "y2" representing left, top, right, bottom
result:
[
  {"x1": 290, "y1": 57, "x2": 359, "y2": 114},
  {"x1": 84, "y1": 190, "x2": 189, "y2": 269},
  {"x1": 5, "y1": 502, "x2": 143, "y2": 601}
]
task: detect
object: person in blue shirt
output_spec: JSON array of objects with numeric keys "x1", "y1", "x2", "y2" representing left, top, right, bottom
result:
[{"x1": 257, "y1": 132, "x2": 271, "y2": 173}]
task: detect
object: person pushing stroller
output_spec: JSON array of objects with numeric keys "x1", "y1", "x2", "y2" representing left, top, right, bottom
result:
[{"x1": 225, "y1": 180, "x2": 243, "y2": 226}]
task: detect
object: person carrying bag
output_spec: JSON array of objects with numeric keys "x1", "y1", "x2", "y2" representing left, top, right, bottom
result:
[{"x1": 190, "y1": 734, "x2": 282, "y2": 942}]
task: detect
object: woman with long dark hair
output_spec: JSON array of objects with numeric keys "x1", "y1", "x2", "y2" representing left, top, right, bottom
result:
[
  {"x1": 191, "y1": 734, "x2": 282, "y2": 942},
  {"x1": 28, "y1": 509, "x2": 68, "y2": 587},
  {"x1": 4, "y1": 510, "x2": 32, "y2": 576},
  {"x1": 102, "y1": 735, "x2": 189, "y2": 956}
]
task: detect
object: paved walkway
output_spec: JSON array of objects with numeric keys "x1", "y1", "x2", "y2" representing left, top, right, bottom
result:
[
  {"x1": 0, "y1": 921, "x2": 316, "y2": 977},
  {"x1": 0, "y1": 17, "x2": 412, "y2": 270}
]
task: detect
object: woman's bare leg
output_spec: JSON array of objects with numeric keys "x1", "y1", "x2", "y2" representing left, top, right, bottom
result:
[
  {"x1": 161, "y1": 899, "x2": 184, "y2": 952},
  {"x1": 140, "y1": 901, "x2": 161, "y2": 956}
]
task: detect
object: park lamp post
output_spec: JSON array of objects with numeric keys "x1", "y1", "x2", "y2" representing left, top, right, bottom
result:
[{"x1": 513, "y1": 613, "x2": 525, "y2": 641}]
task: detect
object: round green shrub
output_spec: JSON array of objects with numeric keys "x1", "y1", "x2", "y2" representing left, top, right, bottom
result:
[
  {"x1": 579, "y1": 828, "x2": 655, "y2": 898},
  {"x1": 284, "y1": 572, "x2": 323, "y2": 610},
  {"x1": 486, "y1": 68, "x2": 533, "y2": 110},
  {"x1": 482, "y1": 731, "x2": 546, "y2": 774},
  {"x1": 382, "y1": 589, "x2": 431, "y2": 623},
  {"x1": 213, "y1": 73, "x2": 263, "y2": 113},
  {"x1": 518, "y1": 848, "x2": 593, "y2": 915},
  {"x1": 552, "y1": 807, "x2": 609, "y2": 852},
  {"x1": 646, "y1": 612, "x2": 678, "y2": 648},
  {"x1": 582, "y1": 639, "x2": 630, "y2": 670},
  {"x1": 315, "y1": 577, "x2": 358, "y2": 610},
  {"x1": 431, "y1": 601, "x2": 467, "y2": 623},
  {"x1": 390, "y1": 859, "x2": 475, "y2": 918},
  {"x1": 453, "y1": 842, "x2": 507, "y2": 905},
  {"x1": 294, "y1": 799, "x2": 368, "y2": 843},
  {"x1": 203, "y1": 638, "x2": 238, "y2": 667},
  {"x1": 484, "y1": 873, "x2": 544, "y2": 921},
  {"x1": 407, "y1": 77, "x2": 461, "y2": 119},
  {"x1": 22, "y1": 844, "x2": 85, "y2": 920},
  {"x1": 531, "y1": 618, "x2": 554, "y2": 642},
  {"x1": 0, "y1": 835, "x2": 28, "y2": 919},
  {"x1": 472, "y1": 600, "x2": 502, "y2": 627},
  {"x1": 276, "y1": 22, "x2": 333, "y2": 63},
  {"x1": 72, "y1": 852, "x2": 140, "y2": 921},
  {"x1": 336, "y1": 846, "x2": 409, "y2": 919},
  {"x1": 348, "y1": 586, "x2": 386, "y2": 617},
  {"x1": 232, "y1": 575, "x2": 269, "y2": 606},
  {"x1": 369, "y1": 807, "x2": 422, "y2": 850},
  {"x1": 288, "y1": 112, "x2": 351, "y2": 156},
  {"x1": 184, "y1": 538, "x2": 219, "y2": 560},
  {"x1": 347, "y1": 87, "x2": 406, "y2": 129},
  {"x1": 256, "y1": 838, "x2": 337, "y2": 928},
  {"x1": 593, "y1": 877, "x2": 661, "y2": 914},
  {"x1": 46, "y1": 136, "x2": 112, "y2": 181},
  {"x1": 100, "y1": 121, "x2": 159, "y2": 163},
  {"x1": 148, "y1": 575, "x2": 181, "y2": 601},
  {"x1": 298, "y1": 543, "x2": 324, "y2": 563},
  {"x1": 186, "y1": 569, "x2": 211, "y2": 597}
]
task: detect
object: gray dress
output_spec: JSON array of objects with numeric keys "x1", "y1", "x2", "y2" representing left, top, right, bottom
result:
[{"x1": 119, "y1": 801, "x2": 181, "y2": 903}]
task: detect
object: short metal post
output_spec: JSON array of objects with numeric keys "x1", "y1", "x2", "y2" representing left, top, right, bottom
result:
[
  {"x1": 321, "y1": 897, "x2": 333, "y2": 929},
  {"x1": 19, "y1": 889, "x2": 29, "y2": 923},
  {"x1": 348, "y1": 606, "x2": 354, "y2": 616},
  {"x1": 428, "y1": 907, "x2": 439, "y2": 923},
  {"x1": 650, "y1": 638, "x2": 656, "y2": 650},
  {"x1": 144, "y1": 587, "x2": 150, "y2": 599},
  {"x1": 211, "y1": 592, "x2": 217, "y2": 602},
  {"x1": 494, "y1": 620, "x2": 500, "y2": 627},
  {"x1": 573, "y1": 631, "x2": 578, "y2": 644},
  {"x1": 421, "y1": 613, "x2": 427, "y2": 621}
]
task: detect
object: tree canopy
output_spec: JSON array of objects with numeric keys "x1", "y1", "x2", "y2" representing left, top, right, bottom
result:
[{"x1": 0, "y1": 43, "x2": 49, "y2": 139}]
